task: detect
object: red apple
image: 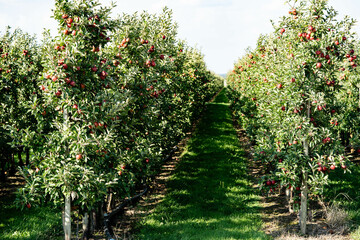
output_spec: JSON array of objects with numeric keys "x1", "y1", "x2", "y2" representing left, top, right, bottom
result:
[
  {"x1": 113, "y1": 60, "x2": 119, "y2": 66},
  {"x1": 316, "y1": 62, "x2": 322, "y2": 68},
  {"x1": 76, "y1": 154, "x2": 82, "y2": 160},
  {"x1": 55, "y1": 90, "x2": 62, "y2": 97}
]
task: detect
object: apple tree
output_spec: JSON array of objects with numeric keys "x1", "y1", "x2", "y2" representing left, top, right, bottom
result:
[{"x1": 227, "y1": 0, "x2": 358, "y2": 234}]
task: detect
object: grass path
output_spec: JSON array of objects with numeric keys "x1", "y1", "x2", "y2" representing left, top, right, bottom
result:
[
  {"x1": 0, "y1": 192, "x2": 62, "y2": 240},
  {"x1": 136, "y1": 89, "x2": 269, "y2": 240}
]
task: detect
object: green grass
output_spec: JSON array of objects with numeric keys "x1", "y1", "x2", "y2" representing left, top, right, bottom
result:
[
  {"x1": 136, "y1": 89, "x2": 269, "y2": 240},
  {"x1": 0, "y1": 195, "x2": 62, "y2": 240},
  {"x1": 325, "y1": 163, "x2": 360, "y2": 238}
]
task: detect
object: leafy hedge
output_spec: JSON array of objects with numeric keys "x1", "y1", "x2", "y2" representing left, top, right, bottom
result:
[
  {"x1": 0, "y1": 0, "x2": 223, "y2": 238},
  {"x1": 226, "y1": 0, "x2": 359, "y2": 234}
]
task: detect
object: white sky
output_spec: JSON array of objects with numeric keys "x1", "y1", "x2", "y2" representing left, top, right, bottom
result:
[{"x1": 0, "y1": 0, "x2": 359, "y2": 74}]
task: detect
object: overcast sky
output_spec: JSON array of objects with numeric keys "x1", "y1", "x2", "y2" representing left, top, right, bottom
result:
[{"x1": 0, "y1": 0, "x2": 359, "y2": 74}]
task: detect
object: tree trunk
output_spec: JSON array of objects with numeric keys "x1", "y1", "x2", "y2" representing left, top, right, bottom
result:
[
  {"x1": 9, "y1": 153, "x2": 16, "y2": 175},
  {"x1": 63, "y1": 109, "x2": 71, "y2": 240},
  {"x1": 300, "y1": 172, "x2": 308, "y2": 235},
  {"x1": 18, "y1": 148, "x2": 24, "y2": 167},
  {"x1": 107, "y1": 192, "x2": 115, "y2": 212},
  {"x1": 299, "y1": 102, "x2": 310, "y2": 235},
  {"x1": 25, "y1": 148, "x2": 30, "y2": 165},
  {"x1": 63, "y1": 196, "x2": 71, "y2": 240},
  {"x1": 0, "y1": 155, "x2": 6, "y2": 182},
  {"x1": 286, "y1": 187, "x2": 294, "y2": 213},
  {"x1": 82, "y1": 212, "x2": 90, "y2": 240}
]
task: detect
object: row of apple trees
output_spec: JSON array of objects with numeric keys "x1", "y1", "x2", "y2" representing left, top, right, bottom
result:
[
  {"x1": 0, "y1": 0, "x2": 222, "y2": 238},
  {"x1": 226, "y1": 0, "x2": 359, "y2": 234},
  {"x1": 0, "y1": 28, "x2": 43, "y2": 181}
]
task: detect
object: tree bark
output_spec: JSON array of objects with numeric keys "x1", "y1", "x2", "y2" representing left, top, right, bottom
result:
[
  {"x1": 64, "y1": 196, "x2": 71, "y2": 240},
  {"x1": 300, "y1": 172, "x2": 308, "y2": 235},
  {"x1": 25, "y1": 148, "x2": 30, "y2": 165},
  {"x1": 107, "y1": 192, "x2": 115, "y2": 212},
  {"x1": 9, "y1": 153, "x2": 16, "y2": 175},
  {"x1": 82, "y1": 212, "x2": 90, "y2": 240},
  {"x1": 299, "y1": 101, "x2": 311, "y2": 235},
  {"x1": 0, "y1": 155, "x2": 6, "y2": 182},
  {"x1": 286, "y1": 187, "x2": 294, "y2": 213},
  {"x1": 18, "y1": 148, "x2": 24, "y2": 167},
  {"x1": 63, "y1": 107, "x2": 71, "y2": 240}
]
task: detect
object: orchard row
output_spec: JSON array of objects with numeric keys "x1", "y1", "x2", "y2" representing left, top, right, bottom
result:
[
  {"x1": 0, "y1": 0, "x2": 222, "y2": 238},
  {"x1": 226, "y1": 0, "x2": 359, "y2": 234}
]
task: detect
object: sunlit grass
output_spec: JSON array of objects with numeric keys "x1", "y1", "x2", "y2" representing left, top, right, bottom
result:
[
  {"x1": 0, "y1": 195, "x2": 62, "y2": 240},
  {"x1": 135, "y1": 89, "x2": 269, "y2": 240}
]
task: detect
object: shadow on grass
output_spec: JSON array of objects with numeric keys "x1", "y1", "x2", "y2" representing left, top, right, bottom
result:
[
  {"x1": 325, "y1": 163, "x2": 360, "y2": 235},
  {"x1": 136, "y1": 89, "x2": 269, "y2": 240}
]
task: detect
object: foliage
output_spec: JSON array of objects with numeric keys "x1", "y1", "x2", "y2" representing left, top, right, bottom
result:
[
  {"x1": 0, "y1": 0, "x2": 223, "y2": 237},
  {"x1": 227, "y1": 0, "x2": 359, "y2": 233}
]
